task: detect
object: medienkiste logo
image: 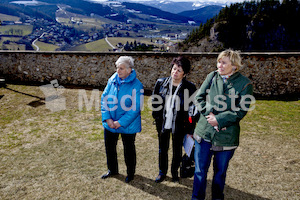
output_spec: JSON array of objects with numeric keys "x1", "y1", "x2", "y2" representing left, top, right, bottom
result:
[
  {"x1": 40, "y1": 80, "x2": 66, "y2": 112},
  {"x1": 40, "y1": 80, "x2": 255, "y2": 113}
]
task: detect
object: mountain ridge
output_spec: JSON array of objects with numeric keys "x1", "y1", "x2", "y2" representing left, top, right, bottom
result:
[
  {"x1": 139, "y1": 0, "x2": 225, "y2": 14},
  {"x1": 1, "y1": 0, "x2": 225, "y2": 25}
]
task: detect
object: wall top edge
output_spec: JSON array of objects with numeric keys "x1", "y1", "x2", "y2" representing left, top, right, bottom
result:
[{"x1": 0, "y1": 50, "x2": 299, "y2": 56}]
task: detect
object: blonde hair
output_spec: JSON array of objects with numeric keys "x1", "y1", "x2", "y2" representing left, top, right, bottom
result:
[
  {"x1": 115, "y1": 56, "x2": 134, "y2": 69},
  {"x1": 217, "y1": 49, "x2": 242, "y2": 72}
]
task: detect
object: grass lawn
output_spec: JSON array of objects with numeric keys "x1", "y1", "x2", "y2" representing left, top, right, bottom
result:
[{"x1": 0, "y1": 84, "x2": 299, "y2": 199}]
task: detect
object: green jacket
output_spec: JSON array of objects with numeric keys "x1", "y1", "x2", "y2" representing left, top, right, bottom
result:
[{"x1": 194, "y1": 71, "x2": 253, "y2": 147}]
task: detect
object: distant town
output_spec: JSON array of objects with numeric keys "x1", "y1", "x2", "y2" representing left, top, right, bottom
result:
[{"x1": 0, "y1": 15, "x2": 190, "y2": 51}]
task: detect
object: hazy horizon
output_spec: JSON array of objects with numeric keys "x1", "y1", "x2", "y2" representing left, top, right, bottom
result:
[{"x1": 89, "y1": 0, "x2": 246, "y2": 4}]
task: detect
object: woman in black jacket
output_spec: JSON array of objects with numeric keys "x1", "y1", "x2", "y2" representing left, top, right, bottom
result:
[{"x1": 152, "y1": 56, "x2": 197, "y2": 183}]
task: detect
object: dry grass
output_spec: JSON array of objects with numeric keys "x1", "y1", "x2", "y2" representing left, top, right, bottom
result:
[{"x1": 0, "y1": 84, "x2": 299, "y2": 200}]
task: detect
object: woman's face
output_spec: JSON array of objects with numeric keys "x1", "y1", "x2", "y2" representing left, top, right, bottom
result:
[
  {"x1": 217, "y1": 56, "x2": 235, "y2": 75},
  {"x1": 171, "y1": 64, "x2": 185, "y2": 82},
  {"x1": 117, "y1": 64, "x2": 131, "y2": 79}
]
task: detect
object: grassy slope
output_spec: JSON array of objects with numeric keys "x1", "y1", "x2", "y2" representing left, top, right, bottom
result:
[
  {"x1": 0, "y1": 84, "x2": 299, "y2": 199},
  {"x1": 0, "y1": 36, "x2": 25, "y2": 50},
  {"x1": 0, "y1": 14, "x2": 33, "y2": 50},
  {"x1": 69, "y1": 38, "x2": 111, "y2": 51},
  {"x1": 0, "y1": 25, "x2": 33, "y2": 36},
  {"x1": 57, "y1": 16, "x2": 105, "y2": 31},
  {"x1": 70, "y1": 37, "x2": 160, "y2": 51},
  {"x1": 108, "y1": 37, "x2": 155, "y2": 46},
  {"x1": 33, "y1": 41, "x2": 59, "y2": 51},
  {"x1": 0, "y1": 13, "x2": 20, "y2": 21},
  {"x1": 56, "y1": 9, "x2": 114, "y2": 31}
]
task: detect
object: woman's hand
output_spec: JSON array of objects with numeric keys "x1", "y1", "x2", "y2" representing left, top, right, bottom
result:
[
  {"x1": 205, "y1": 112, "x2": 219, "y2": 127},
  {"x1": 113, "y1": 121, "x2": 121, "y2": 129},
  {"x1": 106, "y1": 119, "x2": 115, "y2": 129}
]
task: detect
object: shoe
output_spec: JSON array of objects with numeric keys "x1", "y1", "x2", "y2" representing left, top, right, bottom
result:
[
  {"x1": 172, "y1": 176, "x2": 179, "y2": 183},
  {"x1": 125, "y1": 175, "x2": 134, "y2": 183},
  {"x1": 101, "y1": 171, "x2": 118, "y2": 179},
  {"x1": 155, "y1": 174, "x2": 166, "y2": 183}
]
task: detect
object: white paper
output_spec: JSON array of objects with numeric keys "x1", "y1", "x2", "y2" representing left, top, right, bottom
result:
[{"x1": 183, "y1": 135, "x2": 194, "y2": 157}]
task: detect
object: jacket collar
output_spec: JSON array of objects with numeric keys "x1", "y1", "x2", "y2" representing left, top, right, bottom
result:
[
  {"x1": 227, "y1": 71, "x2": 240, "y2": 82},
  {"x1": 216, "y1": 71, "x2": 241, "y2": 82},
  {"x1": 111, "y1": 69, "x2": 137, "y2": 84},
  {"x1": 163, "y1": 76, "x2": 188, "y2": 88}
]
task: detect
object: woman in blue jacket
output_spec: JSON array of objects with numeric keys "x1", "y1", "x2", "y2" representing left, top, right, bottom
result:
[{"x1": 100, "y1": 56, "x2": 143, "y2": 183}]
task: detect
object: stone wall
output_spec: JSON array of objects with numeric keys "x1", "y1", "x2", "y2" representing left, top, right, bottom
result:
[{"x1": 0, "y1": 51, "x2": 299, "y2": 98}]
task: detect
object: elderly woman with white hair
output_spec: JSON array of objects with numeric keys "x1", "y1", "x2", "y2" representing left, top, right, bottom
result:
[{"x1": 100, "y1": 56, "x2": 143, "y2": 183}]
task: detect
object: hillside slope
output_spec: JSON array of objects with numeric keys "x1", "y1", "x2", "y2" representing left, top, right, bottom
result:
[
  {"x1": 180, "y1": 0, "x2": 300, "y2": 52},
  {"x1": 178, "y1": 5, "x2": 223, "y2": 23}
]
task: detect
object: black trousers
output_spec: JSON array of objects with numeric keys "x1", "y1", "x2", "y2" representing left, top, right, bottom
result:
[
  {"x1": 104, "y1": 129, "x2": 136, "y2": 176},
  {"x1": 158, "y1": 129, "x2": 185, "y2": 178}
]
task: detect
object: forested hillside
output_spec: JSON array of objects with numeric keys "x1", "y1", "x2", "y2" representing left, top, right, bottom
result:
[
  {"x1": 122, "y1": 2, "x2": 193, "y2": 23},
  {"x1": 0, "y1": 3, "x2": 57, "y2": 21},
  {"x1": 180, "y1": 0, "x2": 300, "y2": 52},
  {"x1": 0, "y1": 0, "x2": 112, "y2": 22}
]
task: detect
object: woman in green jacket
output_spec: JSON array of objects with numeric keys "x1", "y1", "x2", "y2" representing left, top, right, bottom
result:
[{"x1": 192, "y1": 49, "x2": 254, "y2": 200}]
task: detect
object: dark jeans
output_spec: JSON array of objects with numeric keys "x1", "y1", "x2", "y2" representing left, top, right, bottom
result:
[
  {"x1": 104, "y1": 129, "x2": 136, "y2": 176},
  {"x1": 192, "y1": 139, "x2": 235, "y2": 200},
  {"x1": 158, "y1": 129, "x2": 185, "y2": 178}
]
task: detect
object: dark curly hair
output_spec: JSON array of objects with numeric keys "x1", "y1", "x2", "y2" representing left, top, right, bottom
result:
[{"x1": 171, "y1": 56, "x2": 191, "y2": 75}]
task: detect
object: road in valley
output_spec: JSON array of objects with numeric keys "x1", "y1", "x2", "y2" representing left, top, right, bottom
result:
[
  {"x1": 105, "y1": 36, "x2": 115, "y2": 49},
  {"x1": 32, "y1": 32, "x2": 46, "y2": 51}
]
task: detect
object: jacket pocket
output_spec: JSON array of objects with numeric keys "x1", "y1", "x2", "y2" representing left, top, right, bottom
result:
[
  {"x1": 214, "y1": 125, "x2": 239, "y2": 145},
  {"x1": 195, "y1": 114, "x2": 215, "y2": 140}
]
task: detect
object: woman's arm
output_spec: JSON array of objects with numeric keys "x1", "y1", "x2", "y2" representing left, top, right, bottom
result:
[
  {"x1": 215, "y1": 83, "x2": 254, "y2": 129},
  {"x1": 151, "y1": 78, "x2": 164, "y2": 120},
  {"x1": 117, "y1": 82, "x2": 144, "y2": 128},
  {"x1": 194, "y1": 72, "x2": 216, "y2": 115},
  {"x1": 101, "y1": 78, "x2": 113, "y2": 122}
]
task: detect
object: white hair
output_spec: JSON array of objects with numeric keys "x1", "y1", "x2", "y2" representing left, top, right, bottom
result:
[{"x1": 115, "y1": 56, "x2": 134, "y2": 69}]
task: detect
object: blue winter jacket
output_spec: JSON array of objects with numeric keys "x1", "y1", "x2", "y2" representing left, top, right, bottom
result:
[{"x1": 101, "y1": 69, "x2": 143, "y2": 134}]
